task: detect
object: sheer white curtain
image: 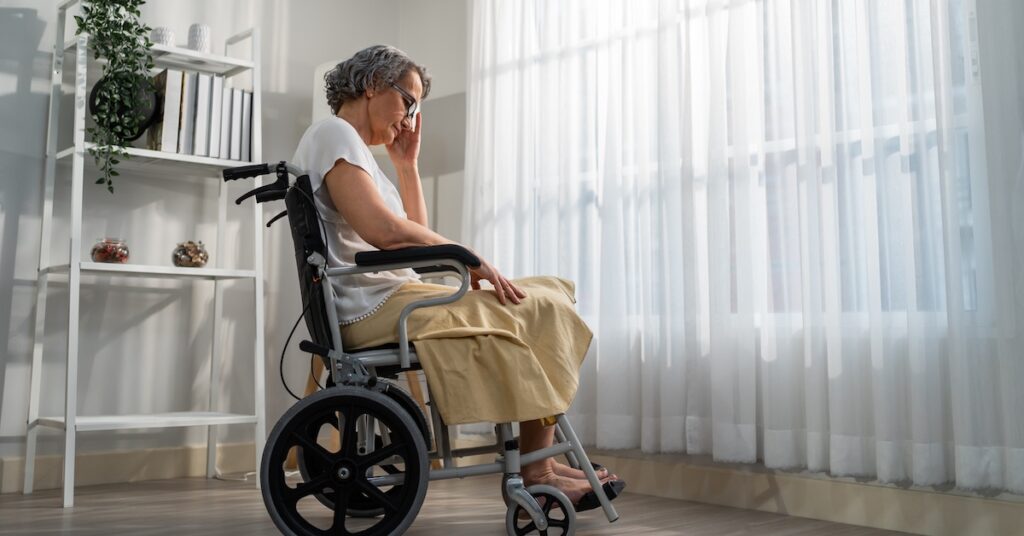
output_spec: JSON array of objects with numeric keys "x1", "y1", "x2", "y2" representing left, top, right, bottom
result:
[{"x1": 463, "y1": 0, "x2": 1023, "y2": 492}]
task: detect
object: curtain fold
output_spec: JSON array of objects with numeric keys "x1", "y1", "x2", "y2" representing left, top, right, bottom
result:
[{"x1": 464, "y1": 0, "x2": 1023, "y2": 492}]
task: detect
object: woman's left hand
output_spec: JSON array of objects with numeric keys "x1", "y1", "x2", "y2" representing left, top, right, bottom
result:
[
  {"x1": 469, "y1": 257, "x2": 528, "y2": 306},
  {"x1": 386, "y1": 113, "x2": 422, "y2": 168}
]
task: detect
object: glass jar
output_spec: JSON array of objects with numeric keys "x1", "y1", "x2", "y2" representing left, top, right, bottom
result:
[
  {"x1": 90, "y1": 238, "x2": 130, "y2": 263},
  {"x1": 172, "y1": 240, "x2": 209, "y2": 268}
]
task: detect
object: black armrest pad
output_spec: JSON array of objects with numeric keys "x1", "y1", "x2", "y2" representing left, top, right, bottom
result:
[
  {"x1": 355, "y1": 245, "x2": 481, "y2": 269},
  {"x1": 414, "y1": 265, "x2": 458, "y2": 275}
]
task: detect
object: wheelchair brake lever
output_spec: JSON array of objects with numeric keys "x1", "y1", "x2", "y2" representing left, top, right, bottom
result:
[
  {"x1": 234, "y1": 161, "x2": 290, "y2": 205},
  {"x1": 299, "y1": 340, "x2": 377, "y2": 388},
  {"x1": 299, "y1": 340, "x2": 331, "y2": 356},
  {"x1": 235, "y1": 183, "x2": 281, "y2": 205},
  {"x1": 266, "y1": 210, "x2": 288, "y2": 228}
]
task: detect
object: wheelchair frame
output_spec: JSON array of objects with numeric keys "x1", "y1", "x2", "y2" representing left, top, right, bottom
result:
[{"x1": 228, "y1": 161, "x2": 619, "y2": 534}]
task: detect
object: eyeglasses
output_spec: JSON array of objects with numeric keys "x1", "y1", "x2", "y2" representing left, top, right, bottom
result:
[{"x1": 390, "y1": 82, "x2": 420, "y2": 120}]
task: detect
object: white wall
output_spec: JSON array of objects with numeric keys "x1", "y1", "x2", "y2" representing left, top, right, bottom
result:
[{"x1": 0, "y1": 0, "x2": 469, "y2": 470}]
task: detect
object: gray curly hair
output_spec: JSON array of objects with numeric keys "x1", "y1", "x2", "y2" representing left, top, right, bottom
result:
[{"x1": 324, "y1": 45, "x2": 432, "y2": 115}]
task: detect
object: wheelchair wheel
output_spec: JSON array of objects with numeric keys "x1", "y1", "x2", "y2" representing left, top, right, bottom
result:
[
  {"x1": 262, "y1": 386, "x2": 429, "y2": 536},
  {"x1": 504, "y1": 484, "x2": 576, "y2": 536},
  {"x1": 297, "y1": 430, "x2": 400, "y2": 518},
  {"x1": 295, "y1": 380, "x2": 429, "y2": 518}
]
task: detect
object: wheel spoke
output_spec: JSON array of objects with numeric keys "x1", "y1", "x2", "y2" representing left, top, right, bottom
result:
[
  {"x1": 331, "y1": 482, "x2": 354, "y2": 533},
  {"x1": 359, "y1": 442, "x2": 405, "y2": 468},
  {"x1": 518, "y1": 521, "x2": 537, "y2": 534},
  {"x1": 542, "y1": 495, "x2": 555, "y2": 515},
  {"x1": 356, "y1": 477, "x2": 400, "y2": 513},
  {"x1": 286, "y1": 472, "x2": 330, "y2": 502},
  {"x1": 290, "y1": 430, "x2": 335, "y2": 466},
  {"x1": 339, "y1": 406, "x2": 360, "y2": 457}
]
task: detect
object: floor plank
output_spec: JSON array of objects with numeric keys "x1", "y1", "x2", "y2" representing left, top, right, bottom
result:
[{"x1": 0, "y1": 475, "x2": 910, "y2": 535}]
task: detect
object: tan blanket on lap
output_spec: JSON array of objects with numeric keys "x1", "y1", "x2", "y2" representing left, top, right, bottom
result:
[{"x1": 341, "y1": 276, "x2": 593, "y2": 425}]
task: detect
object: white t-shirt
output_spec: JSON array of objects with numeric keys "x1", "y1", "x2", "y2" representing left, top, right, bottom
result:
[{"x1": 291, "y1": 116, "x2": 420, "y2": 324}]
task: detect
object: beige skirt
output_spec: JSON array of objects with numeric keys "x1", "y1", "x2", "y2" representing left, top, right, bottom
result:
[{"x1": 341, "y1": 276, "x2": 593, "y2": 425}]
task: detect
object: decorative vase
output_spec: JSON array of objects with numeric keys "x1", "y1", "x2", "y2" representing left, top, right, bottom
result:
[
  {"x1": 187, "y1": 23, "x2": 211, "y2": 53},
  {"x1": 172, "y1": 241, "x2": 209, "y2": 268},
  {"x1": 88, "y1": 74, "x2": 159, "y2": 142},
  {"x1": 91, "y1": 238, "x2": 130, "y2": 263},
  {"x1": 150, "y1": 26, "x2": 175, "y2": 46}
]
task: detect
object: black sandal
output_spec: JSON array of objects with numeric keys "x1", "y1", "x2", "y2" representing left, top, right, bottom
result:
[
  {"x1": 574, "y1": 479, "x2": 626, "y2": 512},
  {"x1": 590, "y1": 461, "x2": 612, "y2": 477}
]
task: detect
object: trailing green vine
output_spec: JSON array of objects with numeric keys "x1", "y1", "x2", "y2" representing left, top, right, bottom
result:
[{"x1": 75, "y1": 0, "x2": 154, "y2": 193}]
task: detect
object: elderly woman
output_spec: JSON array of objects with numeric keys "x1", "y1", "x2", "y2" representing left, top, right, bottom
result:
[{"x1": 291, "y1": 45, "x2": 622, "y2": 509}]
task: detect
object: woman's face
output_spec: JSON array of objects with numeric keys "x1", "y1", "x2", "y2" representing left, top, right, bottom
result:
[{"x1": 367, "y1": 70, "x2": 422, "y2": 145}]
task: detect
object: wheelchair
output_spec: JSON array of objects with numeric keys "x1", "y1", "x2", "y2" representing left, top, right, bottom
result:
[{"x1": 225, "y1": 162, "x2": 621, "y2": 535}]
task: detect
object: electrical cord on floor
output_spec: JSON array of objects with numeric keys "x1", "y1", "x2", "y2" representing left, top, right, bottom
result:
[{"x1": 214, "y1": 471, "x2": 258, "y2": 482}]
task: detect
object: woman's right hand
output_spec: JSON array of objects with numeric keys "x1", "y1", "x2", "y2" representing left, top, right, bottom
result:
[{"x1": 469, "y1": 258, "x2": 527, "y2": 305}]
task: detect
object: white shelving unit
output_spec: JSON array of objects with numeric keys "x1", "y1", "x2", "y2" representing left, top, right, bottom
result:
[{"x1": 24, "y1": 0, "x2": 266, "y2": 508}]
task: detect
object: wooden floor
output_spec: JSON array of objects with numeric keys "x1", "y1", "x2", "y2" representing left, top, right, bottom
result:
[{"x1": 0, "y1": 475, "x2": 909, "y2": 535}]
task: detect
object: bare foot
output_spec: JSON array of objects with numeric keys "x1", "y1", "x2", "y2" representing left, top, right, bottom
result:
[
  {"x1": 552, "y1": 461, "x2": 615, "y2": 481},
  {"x1": 521, "y1": 462, "x2": 596, "y2": 505}
]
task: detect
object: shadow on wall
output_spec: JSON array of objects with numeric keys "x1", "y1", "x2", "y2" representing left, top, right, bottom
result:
[{"x1": 0, "y1": 7, "x2": 49, "y2": 447}]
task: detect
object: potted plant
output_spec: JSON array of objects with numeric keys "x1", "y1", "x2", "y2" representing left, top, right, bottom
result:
[{"x1": 75, "y1": 0, "x2": 157, "y2": 193}]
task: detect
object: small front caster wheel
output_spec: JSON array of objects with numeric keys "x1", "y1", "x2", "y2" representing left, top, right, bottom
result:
[{"x1": 504, "y1": 484, "x2": 575, "y2": 536}]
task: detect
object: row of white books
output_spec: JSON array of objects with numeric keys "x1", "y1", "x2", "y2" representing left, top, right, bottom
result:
[{"x1": 147, "y1": 69, "x2": 253, "y2": 161}]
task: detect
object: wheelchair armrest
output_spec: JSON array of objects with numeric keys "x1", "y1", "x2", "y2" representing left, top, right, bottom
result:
[
  {"x1": 355, "y1": 245, "x2": 481, "y2": 269},
  {"x1": 414, "y1": 265, "x2": 458, "y2": 275}
]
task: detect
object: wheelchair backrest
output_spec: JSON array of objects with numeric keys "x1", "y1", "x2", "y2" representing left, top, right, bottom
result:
[{"x1": 284, "y1": 175, "x2": 335, "y2": 350}]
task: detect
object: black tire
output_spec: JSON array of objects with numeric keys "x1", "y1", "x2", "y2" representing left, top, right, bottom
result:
[
  {"x1": 505, "y1": 483, "x2": 577, "y2": 532},
  {"x1": 505, "y1": 484, "x2": 575, "y2": 536},
  {"x1": 261, "y1": 386, "x2": 429, "y2": 536},
  {"x1": 376, "y1": 380, "x2": 431, "y2": 448}
]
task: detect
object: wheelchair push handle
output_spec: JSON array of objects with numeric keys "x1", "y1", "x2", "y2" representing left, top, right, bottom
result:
[
  {"x1": 224, "y1": 161, "x2": 294, "y2": 205},
  {"x1": 222, "y1": 163, "x2": 271, "y2": 181}
]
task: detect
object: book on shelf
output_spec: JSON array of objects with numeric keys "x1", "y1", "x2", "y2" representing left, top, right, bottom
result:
[
  {"x1": 208, "y1": 76, "x2": 224, "y2": 159},
  {"x1": 241, "y1": 90, "x2": 252, "y2": 162},
  {"x1": 146, "y1": 68, "x2": 183, "y2": 153},
  {"x1": 192, "y1": 73, "x2": 213, "y2": 157},
  {"x1": 218, "y1": 85, "x2": 232, "y2": 159},
  {"x1": 229, "y1": 87, "x2": 243, "y2": 160},
  {"x1": 143, "y1": 69, "x2": 253, "y2": 160},
  {"x1": 177, "y1": 71, "x2": 198, "y2": 155}
]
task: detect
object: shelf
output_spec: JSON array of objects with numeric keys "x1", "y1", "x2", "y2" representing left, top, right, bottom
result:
[
  {"x1": 56, "y1": 144, "x2": 256, "y2": 180},
  {"x1": 63, "y1": 39, "x2": 255, "y2": 77},
  {"x1": 33, "y1": 12, "x2": 265, "y2": 507},
  {"x1": 42, "y1": 262, "x2": 256, "y2": 281},
  {"x1": 35, "y1": 412, "x2": 258, "y2": 432}
]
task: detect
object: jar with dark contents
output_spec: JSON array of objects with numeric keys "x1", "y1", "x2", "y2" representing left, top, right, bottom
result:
[
  {"x1": 172, "y1": 240, "x2": 209, "y2": 268},
  {"x1": 90, "y1": 238, "x2": 130, "y2": 263}
]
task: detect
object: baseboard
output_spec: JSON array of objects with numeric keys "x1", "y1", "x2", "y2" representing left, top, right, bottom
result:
[
  {"x1": 1, "y1": 442, "x2": 256, "y2": 495},
  {"x1": 589, "y1": 449, "x2": 1024, "y2": 536}
]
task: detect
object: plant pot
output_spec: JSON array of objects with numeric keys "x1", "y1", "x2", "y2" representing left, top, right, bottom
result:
[{"x1": 88, "y1": 74, "x2": 159, "y2": 142}]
